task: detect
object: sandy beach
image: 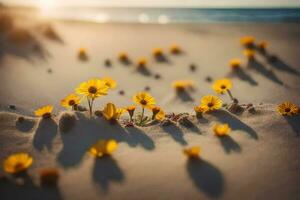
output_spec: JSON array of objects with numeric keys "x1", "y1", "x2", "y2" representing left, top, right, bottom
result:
[{"x1": 1, "y1": 6, "x2": 300, "y2": 200}]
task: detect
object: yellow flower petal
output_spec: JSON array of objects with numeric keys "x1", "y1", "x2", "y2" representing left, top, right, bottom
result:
[
  {"x1": 183, "y1": 146, "x2": 201, "y2": 159},
  {"x1": 213, "y1": 123, "x2": 231, "y2": 136},
  {"x1": 89, "y1": 139, "x2": 118, "y2": 157},
  {"x1": 3, "y1": 153, "x2": 33, "y2": 174},
  {"x1": 34, "y1": 105, "x2": 53, "y2": 117}
]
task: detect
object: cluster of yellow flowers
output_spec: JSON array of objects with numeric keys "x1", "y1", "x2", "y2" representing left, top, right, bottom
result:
[
  {"x1": 132, "y1": 92, "x2": 165, "y2": 125},
  {"x1": 228, "y1": 36, "x2": 269, "y2": 70},
  {"x1": 3, "y1": 138, "x2": 119, "y2": 174},
  {"x1": 183, "y1": 123, "x2": 231, "y2": 158}
]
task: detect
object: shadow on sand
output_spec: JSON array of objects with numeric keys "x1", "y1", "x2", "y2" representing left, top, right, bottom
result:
[
  {"x1": 210, "y1": 110, "x2": 258, "y2": 140},
  {"x1": 0, "y1": 173, "x2": 62, "y2": 200},
  {"x1": 92, "y1": 156, "x2": 125, "y2": 192},
  {"x1": 247, "y1": 59, "x2": 283, "y2": 85},
  {"x1": 285, "y1": 115, "x2": 300, "y2": 137},
  {"x1": 57, "y1": 112, "x2": 155, "y2": 168},
  {"x1": 155, "y1": 54, "x2": 170, "y2": 63},
  {"x1": 16, "y1": 118, "x2": 35, "y2": 133},
  {"x1": 218, "y1": 136, "x2": 241, "y2": 154},
  {"x1": 186, "y1": 158, "x2": 224, "y2": 198},
  {"x1": 33, "y1": 118, "x2": 58, "y2": 151},
  {"x1": 120, "y1": 59, "x2": 132, "y2": 66},
  {"x1": 136, "y1": 67, "x2": 152, "y2": 77},
  {"x1": 266, "y1": 54, "x2": 300, "y2": 76},
  {"x1": 0, "y1": 33, "x2": 50, "y2": 64},
  {"x1": 228, "y1": 68, "x2": 258, "y2": 86},
  {"x1": 161, "y1": 123, "x2": 187, "y2": 145},
  {"x1": 176, "y1": 90, "x2": 194, "y2": 102}
]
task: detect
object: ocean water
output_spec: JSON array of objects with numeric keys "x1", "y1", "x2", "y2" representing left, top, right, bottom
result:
[{"x1": 43, "y1": 7, "x2": 300, "y2": 23}]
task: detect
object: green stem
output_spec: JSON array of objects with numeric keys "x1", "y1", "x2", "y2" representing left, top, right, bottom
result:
[
  {"x1": 90, "y1": 99, "x2": 94, "y2": 118},
  {"x1": 139, "y1": 107, "x2": 145, "y2": 126},
  {"x1": 87, "y1": 97, "x2": 92, "y2": 118},
  {"x1": 227, "y1": 90, "x2": 234, "y2": 101}
]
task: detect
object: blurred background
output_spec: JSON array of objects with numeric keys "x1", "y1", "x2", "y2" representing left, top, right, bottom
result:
[{"x1": 2, "y1": 0, "x2": 300, "y2": 23}]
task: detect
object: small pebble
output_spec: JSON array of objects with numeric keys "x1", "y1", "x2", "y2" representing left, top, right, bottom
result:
[
  {"x1": 246, "y1": 103, "x2": 253, "y2": 109},
  {"x1": 47, "y1": 68, "x2": 52, "y2": 73},
  {"x1": 94, "y1": 110, "x2": 103, "y2": 117},
  {"x1": 104, "y1": 59, "x2": 112, "y2": 67},
  {"x1": 9, "y1": 105, "x2": 16, "y2": 110},
  {"x1": 154, "y1": 74, "x2": 161, "y2": 79},
  {"x1": 144, "y1": 86, "x2": 151, "y2": 91},
  {"x1": 189, "y1": 64, "x2": 197, "y2": 72},
  {"x1": 119, "y1": 90, "x2": 125, "y2": 95},
  {"x1": 205, "y1": 76, "x2": 213, "y2": 82},
  {"x1": 248, "y1": 107, "x2": 256, "y2": 114}
]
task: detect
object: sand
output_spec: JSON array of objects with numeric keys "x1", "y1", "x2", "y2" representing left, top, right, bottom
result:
[{"x1": 1, "y1": 7, "x2": 300, "y2": 200}]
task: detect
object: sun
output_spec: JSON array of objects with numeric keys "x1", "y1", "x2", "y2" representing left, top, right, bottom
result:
[{"x1": 37, "y1": 0, "x2": 55, "y2": 14}]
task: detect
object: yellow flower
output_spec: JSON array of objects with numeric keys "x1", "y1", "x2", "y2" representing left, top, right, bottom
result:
[
  {"x1": 212, "y1": 79, "x2": 232, "y2": 94},
  {"x1": 76, "y1": 79, "x2": 109, "y2": 99},
  {"x1": 61, "y1": 94, "x2": 80, "y2": 109},
  {"x1": 3, "y1": 153, "x2": 33, "y2": 174},
  {"x1": 170, "y1": 44, "x2": 181, "y2": 54},
  {"x1": 200, "y1": 95, "x2": 223, "y2": 112},
  {"x1": 155, "y1": 109, "x2": 166, "y2": 121},
  {"x1": 243, "y1": 49, "x2": 255, "y2": 59},
  {"x1": 89, "y1": 139, "x2": 118, "y2": 157},
  {"x1": 126, "y1": 105, "x2": 136, "y2": 120},
  {"x1": 183, "y1": 146, "x2": 201, "y2": 159},
  {"x1": 229, "y1": 58, "x2": 241, "y2": 70},
  {"x1": 102, "y1": 103, "x2": 126, "y2": 120},
  {"x1": 118, "y1": 52, "x2": 128, "y2": 61},
  {"x1": 240, "y1": 36, "x2": 255, "y2": 47},
  {"x1": 258, "y1": 41, "x2": 268, "y2": 50},
  {"x1": 172, "y1": 80, "x2": 194, "y2": 91},
  {"x1": 150, "y1": 106, "x2": 165, "y2": 121},
  {"x1": 34, "y1": 105, "x2": 53, "y2": 118},
  {"x1": 277, "y1": 102, "x2": 299, "y2": 116},
  {"x1": 213, "y1": 123, "x2": 231, "y2": 136},
  {"x1": 194, "y1": 105, "x2": 207, "y2": 115},
  {"x1": 152, "y1": 48, "x2": 163, "y2": 57},
  {"x1": 133, "y1": 92, "x2": 156, "y2": 108},
  {"x1": 126, "y1": 105, "x2": 136, "y2": 112},
  {"x1": 102, "y1": 76, "x2": 117, "y2": 89},
  {"x1": 137, "y1": 57, "x2": 148, "y2": 68}
]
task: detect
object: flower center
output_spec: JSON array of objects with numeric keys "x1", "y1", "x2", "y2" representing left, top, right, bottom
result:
[
  {"x1": 15, "y1": 163, "x2": 24, "y2": 171},
  {"x1": 68, "y1": 100, "x2": 75, "y2": 106},
  {"x1": 221, "y1": 85, "x2": 226, "y2": 89},
  {"x1": 88, "y1": 86, "x2": 97, "y2": 94},
  {"x1": 285, "y1": 108, "x2": 291, "y2": 113},
  {"x1": 42, "y1": 112, "x2": 51, "y2": 119},
  {"x1": 207, "y1": 102, "x2": 214, "y2": 107},
  {"x1": 140, "y1": 99, "x2": 148, "y2": 105}
]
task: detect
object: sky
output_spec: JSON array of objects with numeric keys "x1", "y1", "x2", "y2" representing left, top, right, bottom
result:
[{"x1": 3, "y1": 0, "x2": 300, "y2": 8}]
